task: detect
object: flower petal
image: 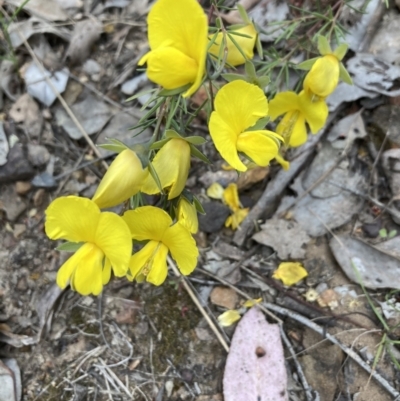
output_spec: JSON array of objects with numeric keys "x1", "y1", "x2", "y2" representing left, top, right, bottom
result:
[
  {"x1": 225, "y1": 208, "x2": 249, "y2": 230},
  {"x1": 298, "y1": 91, "x2": 328, "y2": 134},
  {"x1": 92, "y1": 149, "x2": 148, "y2": 209},
  {"x1": 303, "y1": 55, "x2": 339, "y2": 98},
  {"x1": 268, "y1": 91, "x2": 299, "y2": 120},
  {"x1": 45, "y1": 196, "x2": 99, "y2": 243},
  {"x1": 145, "y1": 0, "x2": 207, "y2": 61},
  {"x1": 214, "y1": 80, "x2": 268, "y2": 134},
  {"x1": 140, "y1": 0, "x2": 207, "y2": 97},
  {"x1": 209, "y1": 111, "x2": 246, "y2": 171},
  {"x1": 218, "y1": 310, "x2": 241, "y2": 327},
  {"x1": 143, "y1": 47, "x2": 198, "y2": 90},
  {"x1": 56, "y1": 243, "x2": 94, "y2": 290},
  {"x1": 237, "y1": 130, "x2": 280, "y2": 167},
  {"x1": 162, "y1": 223, "x2": 198, "y2": 275},
  {"x1": 147, "y1": 243, "x2": 169, "y2": 286},
  {"x1": 141, "y1": 139, "x2": 191, "y2": 200},
  {"x1": 275, "y1": 111, "x2": 307, "y2": 147},
  {"x1": 123, "y1": 206, "x2": 172, "y2": 241},
  {"x1": 102, "y1": 258, "x2": 112, "y2": 285},
  {"x1": 177, "y1": 198, "x2": 198, "y2": 234},
  {"x1": 209, "y1": 24, "x2": 257, "y2": 67},
  {"x1": 128, "y1": 240, "x2": 158, "y2": 278},
  {"x1": 95, "y1": 212, "x2": 131, "y2": 277},
  {"x1": 71, "y1": 244, "x2": 104, "y2": 296},
  {"x1": 223, "y1": 183, "x2": 240, "y2": 212}
]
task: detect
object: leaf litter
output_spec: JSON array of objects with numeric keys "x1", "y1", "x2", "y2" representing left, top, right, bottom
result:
[{"x1": 2, "y1": 0, "x2": 400, "y2": 400}]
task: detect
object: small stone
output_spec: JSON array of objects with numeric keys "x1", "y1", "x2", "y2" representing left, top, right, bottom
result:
[
  {"x1": 15, "y1": 181, "x2": 32, "y2": 195},
  {"x1": 0, "y1": 144, "x2": 34, "y2": 183},
  {"x1": 193, "y1": 231, "x2": 207, "y2": 248},
  {"x1": 198, "y1": 202, "x2": 230, "y2": 233},
  {"x1": 13, "y1": 224, "x2": 26, "y2": 238},
  {"x1": 27, "y1": 144, "x2": 50, "y2": 166},
  {"x1": 0, "y1": 186, "x2": 28, "y2": 222},
  {"x1": 210, "y1": 287, "x2": 238, "y2": 310},
  {"x1": 362, "y1": 221, "x2": 381, "y2": 238},
  {"x1": 195, "y1": 327, "x2": 214, "y2": 341},
  {"x1": 33, "y1": 189, "x2": 46, "y2": 207},
  {"x1": 31, "y1": 172, "x2": 57, "y2": 189}
]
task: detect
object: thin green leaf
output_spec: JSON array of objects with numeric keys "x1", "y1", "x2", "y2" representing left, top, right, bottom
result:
[
  {"x1": 296, "y1": 57, "x2": 319, "y2": 70},
  {"x1": 237, "y1": 4, "x2": 251, "y2": 24},
  {"x1": 148, "y1": 161, "x2": 164, "y2": 193},
  {"x1": 333, "y1": 43, "x2": 348, "y2": 60},
  {"x1": 245, "y1": 61, "x2": 257, "y2": 80},
  {"x1": 165, "y1": 130, "x2": 182, "y2": 139},
  {"x1": 190, "y1": 144, "x2": 211, "y2": 164},
  {"x1": 98, "y1": 144, "x2": 127, "y2": 153},
  {"x1": 222, "y1": 73, "x2": 247, "y2": 83},
  {"x1": 227, "y1": 32, "x2": 247, "y2": 62},
  {"x1": 159, "y1": 84, "x2": 191, "y2": 97},
  {"x1": 56, "y1": 242, "x2": 84, "y2": 252},
  {"x1": 339, "y1": 63, "x2": 353, "y2": 85},
  {"x1": 125, "y1": 87, "x2": 157, "y2": 102},
  {"x1": 193, "y1": 195, "x2": 206, "y2": 215},
  {"x1": 185, "y1": 136, "x2": 207, "y2": 145},
  {"x1": 246, "y1": 116, "x2": 270, "y2": 131},
  {"x1": 150, "y1": 138, "x2": 170, "y2": 150}
]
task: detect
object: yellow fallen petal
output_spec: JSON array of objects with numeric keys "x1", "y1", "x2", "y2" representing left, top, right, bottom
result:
[
  {"x1": 243, "y1": 298, "x2": 262, "y2": 308},
  {"x1": 45, "y1": 196, "x2": 100, "y2": 243},
  {"x1": 223, "y1": 183, "x2": 241, "y2": 212},
  {"x1": 92, "y1": 149, "x2": 148, "y2": 209},
  {"x1": 225, "y1": 208, "x2": 249, "y2": 230},
  {"x1": 303, "y1": 55, "x2": 339, "y2": 98},
  {"x1": 272, "y1": 262, "x2": 308, "y2": 286},
  {"x1": 207, "y1": 182, "x2": 224, "y2": 200},
  {"x1": 218, "y1": 310, "x2": 241, "y2": 327}
]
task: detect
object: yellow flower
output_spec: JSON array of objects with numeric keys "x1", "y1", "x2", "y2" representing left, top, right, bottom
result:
[
  {"x1": 141, "y1": 138, "x2": 191, "y2": 200},
  {"x1": 225, "y1": 208, "x2": 249, "y2": 230},
  {"x1": 92, "y1": 149, "x2": 148, "y2": 209},
  {"x1": 209, "y1": 24, "x2": 257, "y2": 66},
  {"x1": 138, "y1": 0, "x2": 208, "y2": 97},
  {"x1": 272, "y1": 262, "x2": 308, "y2": 286},
  {"x1": 209, "y1": 80, "x2": 281, "y2": 172},
  {"x1": 177, "y1": 198, "x2": 198, "y2": 234},
  {"x1": 45, "y1": 197, "x2": 132, "y2": 295},
  {"x1": 303, "y1": 55, "x2": 340, "y2": 98},
  {"x1": 123, "y1": 206, "x2": 198, "y2": 286},
  {"x1": 218, "y1": 309, "x2": 241, "y2": 327},
  {"x1": 300, "y1": 36, "x2": 351, "y2": 98},
  {"x1": 269, "y1": 90, "x2": 328, "y2": 147}
]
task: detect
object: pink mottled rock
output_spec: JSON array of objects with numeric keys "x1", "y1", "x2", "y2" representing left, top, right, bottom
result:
[{"x1": 223, "y1": 307, "x2": 288, "y2": 401}]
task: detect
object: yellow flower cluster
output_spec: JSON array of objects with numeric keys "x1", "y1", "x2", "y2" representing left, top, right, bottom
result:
[{"x1": 44, "y1": 0, "x2": 351, "y2": 299}]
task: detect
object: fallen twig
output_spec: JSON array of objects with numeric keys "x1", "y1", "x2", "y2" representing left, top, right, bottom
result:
[{"x1": 263, "y1": 302, "x2": 400, "y2": 400}]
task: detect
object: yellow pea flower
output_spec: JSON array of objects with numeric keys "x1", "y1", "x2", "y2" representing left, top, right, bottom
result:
[
  {"x1": 141, "y1": 138, "x2": 191, "y2": 200},
  {"x1": 300, "y1": 36, "x2": 351, "y2": 98},
  {"x1": 92, "y1": 149, "x2": 148, "y2": 209},
  {"x1": 138, "y1": 0, "x2": 208, "y2": 98},
  {"x1": 209, "y1": 24, "x2": 257, "y2": 66},
  {"x1": 303, "y1": 55, "x2": 340, "y2": 98},
  {"x1": 209, "y1": 80, "x2": 281, "y2": 172},
  {"x1": 123, "y1": 206, "x2": 199, "y2": 286},
  {"x1": 45, "y1": 196, "x2": 132, "y2": 296},
  {"x1": 272, "y1": 262, "x2": 308, "y2": 286},
  {"x1": 177, "y1": 198, "x2": 198, "y2": 234},
  {"x1": 269, "y1": 90, "x2": 328, "y2": 147}
]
